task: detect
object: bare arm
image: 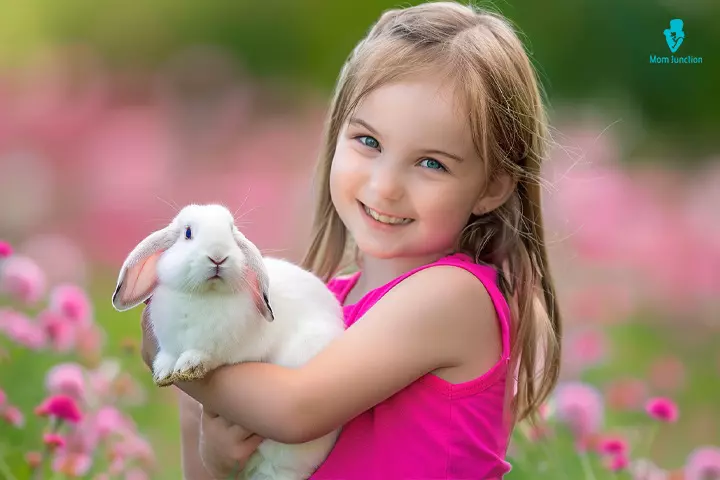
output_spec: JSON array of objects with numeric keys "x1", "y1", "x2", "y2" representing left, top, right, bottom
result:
[
  {"x1": 177, "y1": 389, "x2": 214, "y2": 480},
  {"x1": 174, "y1": 266, "x2": 503, "y2": 444}
]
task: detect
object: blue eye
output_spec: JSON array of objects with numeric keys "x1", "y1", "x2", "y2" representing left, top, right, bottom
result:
[
  {"x1": 185, "y1": 226, "x2": 192, "y2": 239},
  {"x1": 419, "y1": 158, "x2": 447, "y2": 172},
  {"x1": 357, "y1": 136, "x2": 380, "y2": 149}
]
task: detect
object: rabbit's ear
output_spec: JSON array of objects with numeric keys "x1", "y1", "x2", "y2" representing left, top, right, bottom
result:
[
  {"x1": 112, "y1": 227, "x2": 177, "y2": 312},
  {"x1": 235, "y1": 232, "x2": 274, "y2": 322},
  {"x1": 244, "y1": 267, "x2": 274, "y2": 323}
]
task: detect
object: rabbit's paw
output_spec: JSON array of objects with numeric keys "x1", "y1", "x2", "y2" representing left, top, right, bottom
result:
[
  {"x1": 152, "y1": 351, "x2": 178, "y2": 387},
  {"x1": 171, "y1": 350, "x2": 214, "y2": 382}
]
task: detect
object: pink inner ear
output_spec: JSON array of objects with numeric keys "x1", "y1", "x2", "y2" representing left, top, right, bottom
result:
[
  {"x1": 119, "y1": 253, "x2": 162, "y2": 307},
  {"x1": 244, "y1": 266, "x2": 264, "y2": 312}
]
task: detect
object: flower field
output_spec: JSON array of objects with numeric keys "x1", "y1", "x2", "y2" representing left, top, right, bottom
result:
[{"x1": 1, "y1": 48, "x2": 719, "y2": 479}]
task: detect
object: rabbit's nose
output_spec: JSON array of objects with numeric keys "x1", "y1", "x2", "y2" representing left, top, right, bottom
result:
[{"x1": 207, "y1": 255, "x2": 229, "y2": 266}]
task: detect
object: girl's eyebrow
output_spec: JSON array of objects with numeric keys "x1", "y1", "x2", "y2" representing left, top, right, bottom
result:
[
  {"x1": 423, "y1": 149, "x2": 465, "y2": 163},
  {"x1": 348, "y1": 117, "x2": 379, "y2": 136}
]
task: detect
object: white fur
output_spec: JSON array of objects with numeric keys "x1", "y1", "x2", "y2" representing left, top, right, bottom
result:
[{"x1": 112, "y1": 204, "x2": 345, "y2": 480}]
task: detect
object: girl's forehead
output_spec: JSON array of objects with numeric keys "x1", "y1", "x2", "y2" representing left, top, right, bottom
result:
[{"x1": 350, "y1": 78, "x2": 475, "y2": 152}]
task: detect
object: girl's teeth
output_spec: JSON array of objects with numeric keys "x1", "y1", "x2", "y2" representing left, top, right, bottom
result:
[{"x1": 364, "y1": 205, "x2": 411, "y2": 225}]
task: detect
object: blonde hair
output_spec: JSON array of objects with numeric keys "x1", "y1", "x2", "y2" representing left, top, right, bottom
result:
[{"x1": 301, "y1": 1, "x2": 561, "y2": 425}]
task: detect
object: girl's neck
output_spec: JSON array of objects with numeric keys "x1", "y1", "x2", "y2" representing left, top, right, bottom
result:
[{"x1": 350, "y1": 250, "x2": 453, "y2": 300}]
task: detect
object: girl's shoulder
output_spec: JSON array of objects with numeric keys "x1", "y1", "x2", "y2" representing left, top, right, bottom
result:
[
  {"x1": 345, "y1": 254, "x2": 511, "y2": 347},
  {"x1": 383, "y1": 253, "x2": 506, "y2": 310}
]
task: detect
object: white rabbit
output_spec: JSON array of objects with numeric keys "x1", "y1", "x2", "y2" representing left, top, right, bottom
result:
[{"x1": 111, "y1": 203, "x2": 345, "y2": 480}]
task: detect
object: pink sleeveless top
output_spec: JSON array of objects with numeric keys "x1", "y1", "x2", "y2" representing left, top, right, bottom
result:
[{"x1": 310, "y1": 253, "x2": 513, "y2": 480}]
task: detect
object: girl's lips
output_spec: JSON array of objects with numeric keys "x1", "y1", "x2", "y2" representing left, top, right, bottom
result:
[
  {"x1": 358, "y1": 201, "x2": 412, "y2": 222},
  {"x1": 357, "y1": 201, "x2": 414, "y2": 230}
]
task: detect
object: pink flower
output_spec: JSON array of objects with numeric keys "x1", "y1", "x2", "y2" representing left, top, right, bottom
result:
[
  {"x1": 685, "y1": 446, "x2": 720, "y2": 480},
  {"x1": 566, "y1": 327, "x2": 608, "y2": 370},
  {"x1": 52, "y1": 452, "x2": 92, "y2": 477},
  {"x1": 25, "y1": 451, "x2": 42, "y2": 469},
  {"x1": 125, "y1": 468, "x2": 149, "y2": 480},
  {"x1": 607, "y1": 453, "x2": 630, "y2": 472},
  {"x1": 645, "y1": 397, "x2": 679, "y2": 423},
  {"x1": 553, "y1": 382, "x2": 604, "y2": 441},
  {"x1": 0, "y1": 254, "x2": 46, "y2": 304},
  {"x1": 0, "y1": 240, "x2": 12, "y2": 258},
  {"x1": 43, "y1": 433, "x2": 66, "y2": 449},
  {"x1": 605, "y1": 378, "x2": 648, "y2": 411},
  {"x1": 599, "y1": 435, "x2": 629, "y2": 456},
  {"x1": 0, "y1": 388, "x2": 6, "y2": 407},
  {"x1": 46, "y1": 363, "x2": 87, "y2": 401},
  {"x1": 111, "y1": 435, "x2": 155, "y2": 468},
  {"x1": 35, "y1": 394, "x2": 83, "y2": 423},
  {"x1": 2, "y1": 405, "x2": 25, "y2": 427},
  {"x1": 61, "y1": 416, "x2": 100, "y2": 455},
  {"x1": 38, "y1": 310, "x2": 77, "y2": 352},
  {"x1": 108, "y1": 456, "x2": 125, "y2": 475},
  {"x1": 49, "y1": 284, "x2": 92, "y2": 325},
  {"x1": 74, "y1": 323, "x2": 105, "y2": 363},
  {"x1": 94, "y1": 406, "x2": 134, "y2": 439},
  {"x1": 0, "y1": 310, "x2": 47, "y2": 349},
  {"x1": 648, "y1": 355, "x2": 686, "y2": 392},
  {"x1": 86, "y1": 360, "x2": 120, "y2": 402}
]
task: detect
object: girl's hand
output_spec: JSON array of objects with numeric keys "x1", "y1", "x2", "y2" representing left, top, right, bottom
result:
[{"x1": 199, "y1": 406, "x2": 265, "y2": 478}]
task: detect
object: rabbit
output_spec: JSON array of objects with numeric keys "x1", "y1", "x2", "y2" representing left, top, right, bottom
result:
[{"x1": 111, "y1": 203, "x2": 346, "y2": 480}]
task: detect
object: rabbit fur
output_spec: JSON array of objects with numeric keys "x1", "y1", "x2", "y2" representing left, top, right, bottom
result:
[{"x1": 111, "y1": 203, "x2": 345, "y2": 480}]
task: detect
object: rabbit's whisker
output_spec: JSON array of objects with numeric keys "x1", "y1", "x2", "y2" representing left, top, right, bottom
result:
[
  {"x1": 156, "y1": 196, "x2": 180, "y2": 213},
  {"x1": 233, "y1": 188, "x2": 252, "y2": 220}
]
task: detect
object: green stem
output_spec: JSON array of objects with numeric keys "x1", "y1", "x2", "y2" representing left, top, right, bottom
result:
[
  {"x1": 535, "y1": 435, "x2": 571, "y2": 480},
  {"x1": 0, "y1": 453, "x2": 19, "y2": 480},
  {"x1": 643, "y1": 423, "x2": 660, "y2": 459},
  {"x1": 580, "y1": 449, "x2": 597, "y2": 480},
  {"x1": 32, "y1": 418, "x2": 65, "y2": 480}
]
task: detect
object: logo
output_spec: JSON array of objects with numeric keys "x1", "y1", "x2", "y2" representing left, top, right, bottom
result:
[
  {"x1": 664, "y1": 19, "x2": 685, "y2": 53},
  {"x1": 650, "y1": 18, "x2": 703, "y2": 64}
]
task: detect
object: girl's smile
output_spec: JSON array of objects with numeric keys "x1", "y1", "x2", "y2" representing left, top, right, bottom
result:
[{"x1": 358, "y1": 201, "x2": 414, "y2": 228}]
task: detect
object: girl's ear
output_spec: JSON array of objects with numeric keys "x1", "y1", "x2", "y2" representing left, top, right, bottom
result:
[
  {"x1": 112, "y1": 227, "x2": 178, "y2": 312},
  {"x1": 473, "y1": 171, "x2": 517, "y2": 216}
]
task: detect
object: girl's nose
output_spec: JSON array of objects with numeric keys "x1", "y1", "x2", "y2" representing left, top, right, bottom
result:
[{"x1": 369, "y1": 162, "x2": 404, "y2": 201}]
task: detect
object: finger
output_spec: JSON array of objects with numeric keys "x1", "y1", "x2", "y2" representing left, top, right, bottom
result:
[
  {"x1": 234, "y1": 434, "x2": 265, "y2": 462},
  {"x1": 244, "y1": 434, "x2": 265, "y2": 449},
  {"x1": 231, "y1": 423, "x2": 258, "y2": 440}
]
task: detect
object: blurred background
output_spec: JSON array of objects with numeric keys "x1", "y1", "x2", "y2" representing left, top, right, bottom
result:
[{"x1": 0, "y1": 0, "x2": 718, "y2": 478}]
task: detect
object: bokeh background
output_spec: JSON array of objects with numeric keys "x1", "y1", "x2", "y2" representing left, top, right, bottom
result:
[{"x1": 1, "y1": 0, "x2": 718, "y2": 479}]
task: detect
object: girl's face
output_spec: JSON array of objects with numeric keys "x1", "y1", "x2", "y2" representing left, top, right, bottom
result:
[{"x1": 330, "y1": 77, "x2": 490, "y2": 261}]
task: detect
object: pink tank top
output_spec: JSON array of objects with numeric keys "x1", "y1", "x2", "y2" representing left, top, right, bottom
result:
[{"x1": 309, "y1": 253, "x2": 514, "y2": 480}]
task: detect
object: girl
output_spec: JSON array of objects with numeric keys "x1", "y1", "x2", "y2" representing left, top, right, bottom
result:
[{"x1": 143, "y1": 1, "x2": 562, "y2": 478}]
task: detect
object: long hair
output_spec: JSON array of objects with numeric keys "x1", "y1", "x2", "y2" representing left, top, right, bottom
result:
[{"x1": 301, "y1": 1, "x2": 561, "y2": 425}]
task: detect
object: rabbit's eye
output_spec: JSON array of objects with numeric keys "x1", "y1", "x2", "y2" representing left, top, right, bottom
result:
[{"x1": 185, "y1": 226, "x2": 192, "y2": 240}]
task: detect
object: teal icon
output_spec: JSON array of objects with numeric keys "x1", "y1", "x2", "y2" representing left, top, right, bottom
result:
[{"x1": 664, "y1": 19, "x2": 685, "y2": 53}]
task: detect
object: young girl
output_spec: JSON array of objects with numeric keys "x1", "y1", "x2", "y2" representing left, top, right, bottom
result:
[{"x1": 142, "y1": 2, "x2": 562, "y2": 478}]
